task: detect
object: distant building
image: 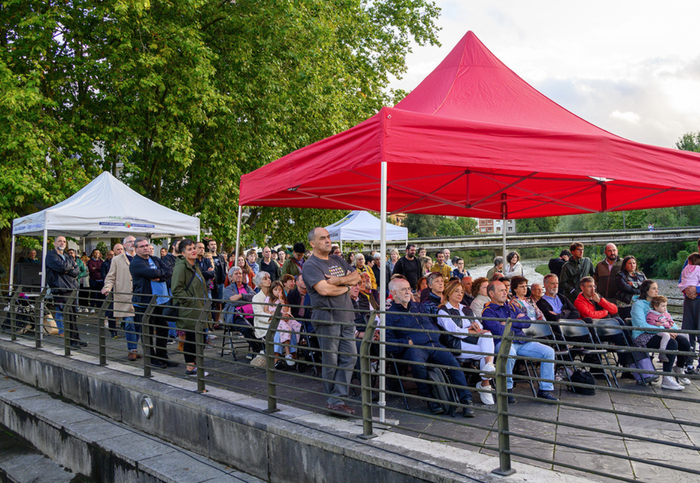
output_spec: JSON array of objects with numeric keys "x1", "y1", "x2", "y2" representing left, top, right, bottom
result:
[
  {"x1": 477, "y1": 218, "x2": 516, "y2": 234},
  {"x1": 389, "y1": 213, "x2": 407, "y2": 226}
]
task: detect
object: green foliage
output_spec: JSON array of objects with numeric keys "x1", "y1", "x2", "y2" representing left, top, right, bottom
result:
[
  {"x1": 436, "y1": 218, "x2": 463, "y2": 237},
  {"x1": 0, "y1": 0, "x2": 441, "y2": 260},
  {"x1": 404, "y1": 214, "x2": 441, "y2": 238},
  {"x1": 676, "y1": 132, "x2": 700, "y2": 152},
  {"x1": 405, "y1": 215, "x2": 476, "y2": 238},
  {"x1": 516, "y1": 217, "x2": 559, "y2": 233},
  {"x1": 535, "y1": 264, "x2": 549, "y2": 277}
]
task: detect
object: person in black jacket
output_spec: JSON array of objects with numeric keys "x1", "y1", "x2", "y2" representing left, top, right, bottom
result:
[
  {"x1": 129, "y1": 237, "x2": 176, "y2": 368},
  {"x1": 207, "y1": 240, "x2": 227, "y2": 323},
  {"x1": 392, "y1": 244, "x2": 422, "y2": 290},
  {"x1": 45, "y1": 236, "x2": 86, "y2": 347}
]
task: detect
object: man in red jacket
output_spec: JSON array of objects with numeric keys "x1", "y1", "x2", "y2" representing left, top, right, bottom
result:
[{"x1": 574, "y1": 276, "x2": 618, "y2": 319}]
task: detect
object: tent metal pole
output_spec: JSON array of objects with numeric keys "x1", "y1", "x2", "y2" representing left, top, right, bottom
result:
[
  {"x1": 379, "y1": 161, "x2": 388, "y2": 424},
  {"x1": 40, "y1": 229, "x2": 48, "y2": 343},
  {"x1": 501, "y1": 194, "x2": 508, "y2": 258},
  {"x1": 339, "y1": 240, "x2": 343, "y2": 252},
  {"x1": 235, "y1": 205, "x2": 242, "y2": 263},
  {"x1": 9, "y1": 234, "x2": 16, "y2": 289},
  {"x1": 502, "y1": 214, "x2": 507, "y2": 258}
]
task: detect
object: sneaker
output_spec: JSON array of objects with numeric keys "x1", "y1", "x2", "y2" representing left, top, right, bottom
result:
[
  {"x1": 481, "y1": 362, "x2": 496, "y2": 374},
  {"x1": 537, "y1": 390, "x2": 558, "y2": 401},
  {"x1": 285, "y1": 354, "x2": 295, "y2": 366},
  {"x1": 207, "y1": 334, "x2": 217, "y2": 340},
  {"x1": 89, "y1": 309, "x2": 95, "y2": 314},
  {"x1": 685, "y1": 365, "x2": 698, "y2": 375},
  {"x1": 476, "y1": 381, "x2": 494, "y2": 405},
  {"x1": 661, "y1": 375, "x2": 685, "y2": 391},
  {"x1": 673, "y1": 366, "x2": 691, "y2": 385},
  {"x1": 186, "y1": 368, "x2": 209, "y2": 376},
  {"x1": 327, "y1": 403, "x2": 355, "y2": 416},
  {"x1": 507, "y1": 388, "x2": 516, "y2": 404}
]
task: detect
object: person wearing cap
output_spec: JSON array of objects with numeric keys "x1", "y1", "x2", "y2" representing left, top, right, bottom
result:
[{"x1": 281, "y1": 242, "x2": 306, "y2": 278}]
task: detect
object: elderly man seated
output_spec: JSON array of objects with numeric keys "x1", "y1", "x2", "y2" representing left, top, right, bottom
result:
[
  {"x1": 386, "y1": 278, "x2": 476, "y2": 417},
  {"x1": 482, "y1": 280, "x2": 558, "y2": 402}
]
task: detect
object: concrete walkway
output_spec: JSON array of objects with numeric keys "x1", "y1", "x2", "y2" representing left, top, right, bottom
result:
[{"x1": 7, "y1": 321, "x2": 700, "y2": 483}]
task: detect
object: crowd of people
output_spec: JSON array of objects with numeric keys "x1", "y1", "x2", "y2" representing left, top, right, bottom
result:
[{"x1": 31, "y1": 233, "x2": 700, "y2": 416}]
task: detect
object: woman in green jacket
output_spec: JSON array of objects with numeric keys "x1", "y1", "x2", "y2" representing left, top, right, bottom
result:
[{"x1": 171, "y1": 239, "x2": 209, "y2": 375}]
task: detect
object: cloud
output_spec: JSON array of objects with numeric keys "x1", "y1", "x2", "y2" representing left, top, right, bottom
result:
[{"x1": 610, "y1": 111, "x2": 641, "y2": 124}]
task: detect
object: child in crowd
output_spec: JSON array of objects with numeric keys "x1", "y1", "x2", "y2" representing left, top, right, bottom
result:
[
  {"x1": 678, "y1": 253, "x2": 700, "y2": 291},
  {"x1": 646, "y1": 295, "x2": 686, "y2": 362},
  {"x1": 265, "y1": 281, "x2": 302, "y2": 367}
]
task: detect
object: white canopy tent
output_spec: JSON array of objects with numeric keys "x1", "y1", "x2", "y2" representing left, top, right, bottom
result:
[
  {"x1": 325, "y1": 211, "x2": 408, "y2": 251},
  {"x1": 11, "y1": 171, "x2": 200, "y2": 289}
]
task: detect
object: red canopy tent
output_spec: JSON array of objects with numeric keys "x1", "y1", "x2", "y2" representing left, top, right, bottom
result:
[
  {"x1": 239, "y1": 31, "x2": 700, "y2": 422},
  {"x1": 240, "y1": 31, "x2": 700, "y2": 219}
]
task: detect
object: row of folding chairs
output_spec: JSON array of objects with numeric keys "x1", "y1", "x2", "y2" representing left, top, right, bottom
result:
[{"x1": 523, "y1": 318, "x2": 643, "y2": 392}]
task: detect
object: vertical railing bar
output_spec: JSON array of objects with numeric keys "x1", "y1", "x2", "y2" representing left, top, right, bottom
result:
[
  {"x1": 492, "y1": 319, "x2": 516, "y2": 477},
  {"x1": 264, "y1": 304, "x2": 283, "y2": 414}
]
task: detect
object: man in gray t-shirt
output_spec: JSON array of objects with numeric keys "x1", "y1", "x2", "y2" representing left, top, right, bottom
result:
[{"x1": 302, "y1": 227, "x2": 360, "y2": 415}]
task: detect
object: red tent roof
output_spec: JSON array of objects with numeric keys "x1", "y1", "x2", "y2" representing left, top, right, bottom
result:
[{"x1": 240, "y1": 32, "x2": 700, "y2": 219}]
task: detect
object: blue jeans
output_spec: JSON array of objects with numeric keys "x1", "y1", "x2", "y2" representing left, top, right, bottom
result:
[
  {"x1": 122, "y1": 316, "x2": 139, "y2": 351},
  {"x1": 54, "y1": 304, "x2": 65, "y2": 334},
  {"x1": 498, "y1": 341, "x2": 555, "y2": 391}
]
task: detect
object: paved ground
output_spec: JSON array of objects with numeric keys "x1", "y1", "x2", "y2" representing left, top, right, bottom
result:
[{"x1": 6, "y1": 315, "x2": 700, "y2": 483}]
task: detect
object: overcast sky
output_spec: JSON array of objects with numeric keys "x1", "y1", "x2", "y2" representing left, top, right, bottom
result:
[{"x1": 390, "y1": 0, "x2": 700, "y2": 149}]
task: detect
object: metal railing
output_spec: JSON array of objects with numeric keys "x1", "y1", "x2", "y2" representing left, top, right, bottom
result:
[{"x1": 1, "y1": 284, "x2": 700, "y2": 482}]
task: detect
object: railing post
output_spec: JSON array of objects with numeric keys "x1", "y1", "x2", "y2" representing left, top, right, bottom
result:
[
  {"x1": 34, "y1": 288, "x2": 48, "y2": 349},
  {"x1": 195, "y1": 299, "x2": 212, "y2": 393},
  {"x1": 493, "y1": 320, "x2": 516, "y2": 477},
  {"x1": 359, "y1": 312, "x2": 378, "y2": 439},
  {"x1": 263, "y1": 305, "x2": 283, "y2": 414},
  {"x1": 63, "y1": 289, "x2": 78, "y2": 356},
  {"x1": 9, "y1": 286, "x2": 22, "y2": 342},
  {"x1": 142, "y1": 295, "x2": 158, "y2": 378},
  {"x1": 97, "y1": 293, "x2": 113, "y2": 366}
]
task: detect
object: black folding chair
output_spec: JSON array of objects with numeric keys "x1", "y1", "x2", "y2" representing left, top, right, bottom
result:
[
  {"x1": 388, "y1": 353, "x2": 411, "y2": 410},
  {"x1": 591, "y1": 318, "x2": 640, "y2": 388},
  {"x1": 559, "y1": 320, "x2": 613, "y2": 387}
]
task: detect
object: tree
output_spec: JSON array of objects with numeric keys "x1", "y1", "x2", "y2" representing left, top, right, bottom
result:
[
  {"x1": 516, "y1": 217, "x2": 559, "y2": 233},
  {"x1": 0, "y1": 0, "x2": 441, "y2": 265},
  {"x1": 404, "y1": 214, "x2": 441, "y2": 237},
  {"x1": 436, "y1": 218, "x2": 462, "y2": 237},
  {"x1": 676, "y1": 131, "x2": 700, "y2": 153}
]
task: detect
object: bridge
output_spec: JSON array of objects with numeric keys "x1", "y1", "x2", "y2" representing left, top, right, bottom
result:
[{"x1": 366, "y1": 226, "x2": 700, "y2": 251}]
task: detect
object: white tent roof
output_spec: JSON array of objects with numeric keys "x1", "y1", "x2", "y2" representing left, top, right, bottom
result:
[
  {"x1": 325, "y1": 211, "x2": 408, "y2": 242},
  {"x1": 12, "y1": 172, "x2": 200, "y2": 237}
]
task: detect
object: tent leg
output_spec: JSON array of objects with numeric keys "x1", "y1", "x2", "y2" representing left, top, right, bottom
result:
[
  {"x1": 9, "y1": 235, "x2": 16, "y2": 289},
  {"x1": 339, "y1": 240, "x2": 343, "y2": 253},
  {"x1": 235, "y1": 205, "x2": 242, "y2": 263},
  {"x1": 379, "y1": 161, "x2": 388, "y2": 424},
  {"x1": 40, "y1": 230, "x2": 48, "y2": 343},
  {"x1": 502, "y1": 213, "x2": 507, "y2": 259}
]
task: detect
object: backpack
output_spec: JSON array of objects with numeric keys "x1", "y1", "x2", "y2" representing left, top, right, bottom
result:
[
  {"x1": 427, "y1": 367, "x2": 459, "y2": 416},
  {"x1": 568, "y1": 369, "x2": 596, "y2": 395}
]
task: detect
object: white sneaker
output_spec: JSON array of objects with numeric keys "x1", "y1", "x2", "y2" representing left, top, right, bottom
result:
[
  {"x1": 661, "y1": 375, "x2": 685, "y2": 391},
  {"x1": 476, "y1": 381, "x2": 495, "y2": 405},
  {"x1": 481, "y1": 362, "x2": 496, "y2": 374},
  {"x1": 672, "y1": 366, "x2": 691, "y2": 385},
  {"x1": 207, "y1": 334, "x2": 217, "y2": 340},
  {"x1": 285, "y1": 354, "x2": 295, "y2": 366}
]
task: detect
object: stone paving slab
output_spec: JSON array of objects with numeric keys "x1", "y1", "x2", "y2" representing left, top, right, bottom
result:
[{"x1": 5, "y1": 324, "x2": 700, "y2": 482}]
